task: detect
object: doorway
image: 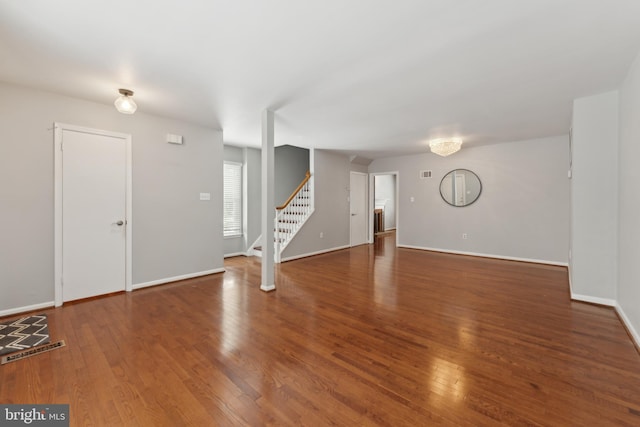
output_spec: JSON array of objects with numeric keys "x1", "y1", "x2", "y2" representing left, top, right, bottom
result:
[
  {"x1": 370, "y1": 172, "x2": 399, "y2": 244},
  {"x1": 54, "y1": 123, "x2": 132, "y2": 306}
]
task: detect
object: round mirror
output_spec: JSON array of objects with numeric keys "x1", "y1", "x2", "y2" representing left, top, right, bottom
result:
[{"x1": 439, "y1": 169, "x2": 482, "y2": 207}]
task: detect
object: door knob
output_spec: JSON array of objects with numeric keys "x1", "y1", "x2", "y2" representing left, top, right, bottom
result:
[{"x1": 114, "y1": 220, "x2": 124, "y2": 226}]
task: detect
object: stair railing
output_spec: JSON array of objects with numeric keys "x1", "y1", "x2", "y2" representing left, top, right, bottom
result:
[{"x1": 275, "y1": 171, "x2": 312, "y2": 262}]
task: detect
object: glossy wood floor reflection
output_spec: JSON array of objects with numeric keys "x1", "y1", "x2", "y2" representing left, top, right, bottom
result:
[{"x1": 2, "y1": 234, "x2": 640, "y2": 426}]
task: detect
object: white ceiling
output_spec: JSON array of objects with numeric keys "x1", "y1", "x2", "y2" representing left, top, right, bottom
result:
[{"x1": 2, "y1": 0, "x2": 640, "y2": 159}]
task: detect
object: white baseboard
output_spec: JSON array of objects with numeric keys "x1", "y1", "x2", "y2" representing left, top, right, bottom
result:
[
  {"x1": 224, "y1": 252, "x2": 246, "y2": 258},
  {"x1": 398, "y1": 244, "x2": 569, "y2": 267},
  {"x1": 567, "y1": 264, "x2": 573, "y2": 296},
  {"x1": 281, "y1": 245, "x2": 350, "y2": 263},
  {"x1": 570, "y1": 293, "x2": 616, "y2": 307},
  {"x1": 0, "y1": 301, "x2": 55, "y2": 318},
  {"x1": 615, "y1": 303, "x2": 640, "y2": 349},
  {"x1": 133, "y1": 268, "x2": 225, "y2": 290}
]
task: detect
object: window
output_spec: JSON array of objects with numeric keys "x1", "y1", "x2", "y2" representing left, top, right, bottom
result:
[{"x1": 223, "y1": 161, "x2": 242, "y2": 237}]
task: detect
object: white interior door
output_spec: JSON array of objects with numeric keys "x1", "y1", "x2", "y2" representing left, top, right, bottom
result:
[
  {"x1": 454, "y1": 172, "x2": 466, "y2": 206},
  {"x1": 57, "y1": 125, "x2": 129, "y2": 302},
  {"x1": 350, "y1": 172, "x2": 368, "y2": 246}
]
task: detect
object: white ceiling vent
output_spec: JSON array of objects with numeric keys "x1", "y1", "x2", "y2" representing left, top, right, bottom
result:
[{"x1": 420, "y1": 170, "x2": 432, "y2": 179}]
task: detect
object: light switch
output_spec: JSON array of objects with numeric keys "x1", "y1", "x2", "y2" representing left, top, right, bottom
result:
[{"x1": 199, "y1": 192, "x2": 211, "y2": 201}]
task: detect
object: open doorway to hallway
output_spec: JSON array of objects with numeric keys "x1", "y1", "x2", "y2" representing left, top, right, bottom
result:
[{"x1": 372, "y1": 172, "x2": 398, "y2": 244}]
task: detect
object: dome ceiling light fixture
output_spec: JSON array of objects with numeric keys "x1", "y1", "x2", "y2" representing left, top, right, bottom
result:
[
  {"x1": 114, "y1": 88, "x2": 137, "y2": 114},
  {"x1": 429, "y1": 137, "x2": 462, "y2": 157}
]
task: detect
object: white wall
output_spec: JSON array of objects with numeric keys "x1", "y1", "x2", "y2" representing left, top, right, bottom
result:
[
  {"x1": 0, "y1": 82, "x2": 223, "y2": 313},
  {"x1": 275, "y1": 145, "x2": 309, "y2": 205},
  {"x1": 244, "y1": 147, "x2": 262, "y2": 254},
  {"x1": 618, "y1": 51, "x2": 640, "y2": 342},
  {"x1": 369, "y1": 136, "x2": 570, "y2": 264},
  {"x1": 282, "y1": 150, "x2": 350, "y2": 259},
  {"x1": 223, "y1": 144, "x2": 244, "y2": 162},
  {"x1": 570, "y1": 91, "x2": 619, "y2": 303},
  {"x1": 350, "y1": 163, "x2": 369, "y2": 173}
]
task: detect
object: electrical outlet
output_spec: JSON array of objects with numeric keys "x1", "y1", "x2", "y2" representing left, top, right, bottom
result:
[
  {"x1": 462, "y1": 233, "x2": 468, "y2": 239},
  {"x1": 320, "y1": 232, "x2": 324, "y2": 238}
]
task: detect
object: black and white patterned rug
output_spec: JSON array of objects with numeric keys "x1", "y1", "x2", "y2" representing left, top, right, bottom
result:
[{"x1": 0, "y1": 314, "x2": 50, "y2": 356}]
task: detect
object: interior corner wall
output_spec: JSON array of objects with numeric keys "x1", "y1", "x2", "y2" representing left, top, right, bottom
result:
[
  {"x1": 369, "y1": 136, "x2": 570, "y2": 264},
  {"x1": 281, "y1": 150, "x2": 350, "y2": 259},
  {"x1": 570, "y1": 91, "x2": 619, "y2": 303},
  {"x1": 618, "y1": 51, "x2": 640, "y2": 341},
  {"x1": 0, "y1": 82, "x2": 223, "y2": 313},
  {"x1": 244, "y1": 147, "x2": 262, "y2": 254}
]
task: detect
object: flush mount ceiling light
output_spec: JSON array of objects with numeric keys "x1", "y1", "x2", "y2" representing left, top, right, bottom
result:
[
  {"x1": 429, "y1": 138, "x2": 462, "y2": 157},
  {"x1": 114, "y1": 88, "x2": 137, "y2": 114}
]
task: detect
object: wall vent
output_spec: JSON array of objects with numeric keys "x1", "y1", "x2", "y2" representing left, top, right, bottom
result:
[
  {"x1": 420, "y1": 170, "x2": 432, "y2": 179},
  {"x1": 167, "y1": 134, "x2": 184, "y2": 145}
]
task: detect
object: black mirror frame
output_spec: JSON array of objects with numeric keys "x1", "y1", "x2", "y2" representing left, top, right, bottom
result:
[{"x1": 439, "y1": 169, "x2": 482, "y2": 207}]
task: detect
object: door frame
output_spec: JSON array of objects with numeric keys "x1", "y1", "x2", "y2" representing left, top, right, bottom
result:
[
  {"x1": 54, "y1": 123, "x2": 133, "y2": 307},
  {"x1": 369, "y1": 171, "x2": 399, "y2": 245},
  {"x1": 454, "y1": 171, "x2": 467, "y2": 206}
]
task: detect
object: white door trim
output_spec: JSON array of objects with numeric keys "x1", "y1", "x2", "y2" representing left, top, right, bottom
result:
[
  {"x1": 369, "y1": 171, "x2": 399, "y2": 245},
  {"x1": 54, "y1": 122, "x2": 133, "y2": 307}
]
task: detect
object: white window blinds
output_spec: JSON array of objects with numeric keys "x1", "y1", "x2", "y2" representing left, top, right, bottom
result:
[{"x1": 223, "y1": 162, "x2": 242, "y2": 237}]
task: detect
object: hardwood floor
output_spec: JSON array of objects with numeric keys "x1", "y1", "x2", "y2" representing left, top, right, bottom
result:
[{"x1": 1, "y1": 234, "x2": 639, "y2": 426}]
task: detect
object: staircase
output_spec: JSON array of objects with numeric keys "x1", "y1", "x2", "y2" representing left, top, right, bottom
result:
[{"x1": 254, "y1": 171, "x2": 314, "y2": 262}]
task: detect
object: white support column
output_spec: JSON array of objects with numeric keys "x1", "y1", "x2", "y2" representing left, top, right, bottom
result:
[
  {"x1": 261, "y1": 109, "x2": 276, "y2": 292},
  {"x1": 309, "y1": 148, "x2": 315, "y2": 210}
]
